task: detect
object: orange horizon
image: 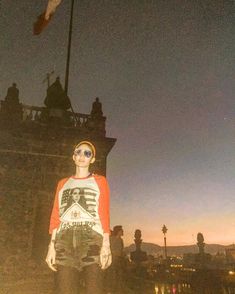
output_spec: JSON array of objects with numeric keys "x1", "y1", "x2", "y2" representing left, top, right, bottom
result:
[
  {"x1": 122, "y1": 231, "x2": 235, "y2": 247},
  {"x1": 124, "y1": 238, "x2": 235, "y2": 247}
]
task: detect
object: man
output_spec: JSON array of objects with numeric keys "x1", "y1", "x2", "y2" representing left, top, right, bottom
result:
[{"x1": 106, "y1": 225, "x2": 125, "y2": 293}]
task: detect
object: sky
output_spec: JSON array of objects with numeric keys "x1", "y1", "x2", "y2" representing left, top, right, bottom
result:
[{"x1": 1, "y1": 0, "x2": 235, "y2": 246}]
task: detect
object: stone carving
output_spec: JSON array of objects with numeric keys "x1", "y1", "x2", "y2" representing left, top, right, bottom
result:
[
  {"x1": 44, "y1": 77, "x2": 71, "y2": 110},
  {"x1": 197, "y1": 232, "x2": 205, "y2": 255},
  {"x1": 0, "y1": 83, "x2": 23, "y2": 122},
  {"x1": 6, "y1": 83, "x2": 19, "y2": 103},
  {"x1": 91, "y1": 97, "x2": 103, "y2": 118},
  {"x1": 130, "y1": 229, "x2": 147, "y2": 263}
]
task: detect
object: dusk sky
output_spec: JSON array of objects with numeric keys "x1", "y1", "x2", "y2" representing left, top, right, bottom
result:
[{"x1": 1, "y1": 0, "x2": 235, "y2": 246}]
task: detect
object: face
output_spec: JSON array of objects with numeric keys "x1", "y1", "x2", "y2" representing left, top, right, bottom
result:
[
  {"x1": 118, "y1": 229, "x2": 124, "y2": 237},
  {"x1": 73, "y1": 143, "x2": 95, "y2": 168},
  {"x1": 71, "y1": 188, "x2": 80, "y2": 202}
]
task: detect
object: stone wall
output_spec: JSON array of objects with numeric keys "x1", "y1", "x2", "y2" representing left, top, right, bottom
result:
[{"x1": 0, "y1": 119, "x2": 116, "y2": 287}]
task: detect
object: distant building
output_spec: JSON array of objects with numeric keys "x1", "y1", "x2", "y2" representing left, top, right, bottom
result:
[{"x1": 226, "y1": 248, "x2": 235, "y2": 264}]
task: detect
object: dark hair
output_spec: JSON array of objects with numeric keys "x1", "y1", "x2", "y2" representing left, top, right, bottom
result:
[
  {"x1": 113, "y1": 225, "x2": 123, "y2": 236},
  {"x1": 70, "y1": 187, "x2": 80, "y2": 195}
]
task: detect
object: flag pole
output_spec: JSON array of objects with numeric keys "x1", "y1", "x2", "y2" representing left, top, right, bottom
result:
[
  {"x1": 65, "y1": 0, "x2": 74, "y2": 95},
  {"x1": 64, "y1": 0, "x2": 78, "y2": 124}
]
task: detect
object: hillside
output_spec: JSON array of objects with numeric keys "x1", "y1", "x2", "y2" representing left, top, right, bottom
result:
[{"x1": 125, "y1": 242, "x2": 234, "y2": 256}]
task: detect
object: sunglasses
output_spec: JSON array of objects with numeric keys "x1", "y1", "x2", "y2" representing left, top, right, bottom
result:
[{"x1": 74, "y1": 149, "x2": 93, "y2": 158}]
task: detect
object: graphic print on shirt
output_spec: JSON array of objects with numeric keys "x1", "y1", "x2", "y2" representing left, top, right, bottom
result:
[
  {"x1": 49, "y1": 175, "x2": 110, "y2": 270},
  {"x1": 59, "y1": 186, "x2": 101, "y2": 234}
]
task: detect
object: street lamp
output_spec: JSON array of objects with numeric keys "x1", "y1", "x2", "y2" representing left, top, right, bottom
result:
[{"x1": 162, "y1": 224, "x2": 168, "y2": 259}]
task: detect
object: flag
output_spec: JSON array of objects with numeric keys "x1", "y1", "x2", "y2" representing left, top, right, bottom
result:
[{"x1": 33, "y1": 0, "x2": 62, "y2": 35}]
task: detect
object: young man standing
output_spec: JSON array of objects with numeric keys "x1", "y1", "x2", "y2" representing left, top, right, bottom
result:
[
  {"x1": 106, "y1": 226, "x2": 125, "y2": 293},
  {"x1": 45, "y1": 141, "x2": 111, "y2": 294}
]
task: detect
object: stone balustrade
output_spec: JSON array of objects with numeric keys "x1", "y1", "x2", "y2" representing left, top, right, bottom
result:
[
  {"x1": 0, "y1": 101, "x2": 106, "y2": 135},
  {"x1": 22, "y1": 104, "x2": 90, "y2": 127}
]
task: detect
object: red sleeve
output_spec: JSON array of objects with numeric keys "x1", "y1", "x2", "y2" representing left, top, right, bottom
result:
[
  {"x1": 49, "y1": 178, "x2": 69, "y2": 234},
  {"x1": 95, "y1": 175, "x2": 110, "y2": 234}
]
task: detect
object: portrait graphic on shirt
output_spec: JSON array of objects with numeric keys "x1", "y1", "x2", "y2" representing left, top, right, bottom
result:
[{"x1": 60, "y1": 187, "x2": 98, "y2": 221}]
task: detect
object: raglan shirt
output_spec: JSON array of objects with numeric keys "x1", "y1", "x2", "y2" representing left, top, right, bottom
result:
[{"x1": 49, "y1": 174, "x2": 110, "y2": 270}]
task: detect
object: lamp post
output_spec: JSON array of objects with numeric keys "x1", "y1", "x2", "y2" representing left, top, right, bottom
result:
[{"x1": 162, "y1": 224, "x2": 168, "y2": 259}]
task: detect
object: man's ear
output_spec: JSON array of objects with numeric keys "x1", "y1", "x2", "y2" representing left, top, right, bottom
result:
[
  {"x1": 91, "y1": 157, "x2": 96, "y2": 164},
  {"x1": 72, "y1": 154, "x2": 76, "y2": 162}
]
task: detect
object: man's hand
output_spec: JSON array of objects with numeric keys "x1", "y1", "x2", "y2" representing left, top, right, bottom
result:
[{"x1": 45, "y1": 243, "x2": 57, "y2": 271}]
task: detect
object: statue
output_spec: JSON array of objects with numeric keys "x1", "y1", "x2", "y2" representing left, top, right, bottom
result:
[
  {"x1": 86, "y1": 97, "x2": 106, "y2": 135},
  {"x1": 5, "y1": 83, "x2": 19, "y2": 103},
  {"x1": 197, "y1": 232, "x2": 205, "y2": 255},
  {"x1": 44, "y1": 77, "x2": 71, "y2": 110},
  {"x1": 130, "y1": 229, "x2": 147, "y2": 263},
  {"x1": 196, "y1": 232, "x2": 212, "y2": 267},
  {"x1": 91, "y1": 97, "x2": 103, "y2": 118},
  {"x1": 0, "y1": 83, "x2": 22, "y2": 122}
]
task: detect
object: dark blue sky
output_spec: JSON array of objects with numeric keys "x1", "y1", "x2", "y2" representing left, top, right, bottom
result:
[{"x1": 1, "y1": 0, "x2": 235, "y2": 245}]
